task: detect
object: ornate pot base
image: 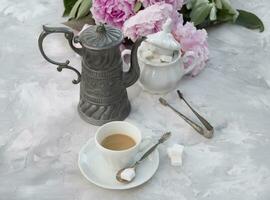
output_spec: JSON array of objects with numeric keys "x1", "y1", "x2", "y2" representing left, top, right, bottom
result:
[{"x1": 77, "y1": 99, "x2": 131, "y2": 126}]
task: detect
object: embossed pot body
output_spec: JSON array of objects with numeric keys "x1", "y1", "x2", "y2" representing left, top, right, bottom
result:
[
  {"x1": 38, "y1": 25, "x2": 144, "y2": 126},
  {"x1": 137, "y1": 46, "x2": 197, "y2": 94}
]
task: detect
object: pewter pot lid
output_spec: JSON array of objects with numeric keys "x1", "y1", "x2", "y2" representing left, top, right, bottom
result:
[{"x1": 78, "y1": 24, "x2": 124, "y2": 50}]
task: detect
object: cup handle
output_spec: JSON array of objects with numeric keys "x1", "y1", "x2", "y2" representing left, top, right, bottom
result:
[{"x1": 182, "y1": 51, "x2": 198, "y2": 75}]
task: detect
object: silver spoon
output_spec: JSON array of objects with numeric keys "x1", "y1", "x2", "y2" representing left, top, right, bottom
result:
[{"x1": 116, "y1": 132, "x2": 171, "y2": 183}]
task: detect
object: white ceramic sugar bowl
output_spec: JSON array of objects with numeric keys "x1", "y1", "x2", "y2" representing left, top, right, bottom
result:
[{"x1": 137, "y1": 19, "x2": 197, "y2": 94}]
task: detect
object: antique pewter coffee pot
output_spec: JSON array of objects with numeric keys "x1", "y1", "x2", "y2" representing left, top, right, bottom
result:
[{"x1": 38, "y1": 24, "x2": 144, "y2": 125}]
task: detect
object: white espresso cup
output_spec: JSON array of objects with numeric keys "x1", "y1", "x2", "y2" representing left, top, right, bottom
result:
[{"x1": 95, "y1": 121, "x2": 143, "y2": 172}]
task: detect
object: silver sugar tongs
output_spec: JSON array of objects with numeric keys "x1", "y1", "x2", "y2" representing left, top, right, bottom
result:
[{"x1": 159, "y1": 90, "x2": 214, "y2": 139}]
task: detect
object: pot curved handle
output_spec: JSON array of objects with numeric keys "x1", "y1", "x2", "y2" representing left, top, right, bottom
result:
[
  {"x1": 182, "y1": 51, "x2": 198, "y2": 75},
  {"x1": 38, "y1": 25, "x2": 82, "y2": 84},
  {"x1": 122, "y1": 37, "x2": 146, "y2": 88}
]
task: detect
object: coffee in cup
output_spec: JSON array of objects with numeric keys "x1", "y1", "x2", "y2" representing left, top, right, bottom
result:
[{"x1": 101, "y1": 133, "x2": 136, "y2": 151}]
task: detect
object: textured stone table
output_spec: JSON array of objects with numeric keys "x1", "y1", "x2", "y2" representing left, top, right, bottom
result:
[{"x1": 0, "y1": 1, "x2": 270, "y2": 199}]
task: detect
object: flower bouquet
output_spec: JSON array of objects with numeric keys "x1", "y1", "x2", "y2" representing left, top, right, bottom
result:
[{"x1": 63, "y1": 0, "x2": 264, "y2": 76}]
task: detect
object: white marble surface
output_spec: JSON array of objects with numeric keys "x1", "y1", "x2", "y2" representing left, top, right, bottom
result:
[{"x1": 0, "y1": 1, "x2": 270, "y2": 199}]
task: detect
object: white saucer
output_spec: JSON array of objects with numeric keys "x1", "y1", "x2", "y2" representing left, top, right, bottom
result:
[{"x1": 78, "y1": 138, "x2": 159, "y2": 190}]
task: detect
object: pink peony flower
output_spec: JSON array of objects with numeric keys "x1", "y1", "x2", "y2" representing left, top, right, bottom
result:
[
  {"x1": 123, "y1": 3, "x2": 182, "y2": 41},
  {"x1": 91, "y1": 0, "x2": 136, "y2": 29},
  {"x1": 173, "y1": 22, "x2": 209, "y2": 76},
  {"x1": 140, "y1": 0, "x2": 184, "y2": 9}
]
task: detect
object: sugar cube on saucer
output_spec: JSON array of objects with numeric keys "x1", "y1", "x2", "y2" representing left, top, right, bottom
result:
[{"x1": 167, "y1": 144, "x2": 184, "y2": 166}]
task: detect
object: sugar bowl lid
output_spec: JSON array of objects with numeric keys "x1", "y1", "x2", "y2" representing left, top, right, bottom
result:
[
  {"x1": 78, "y1": 24, "x2": 124, "y2": 50},
  {"x1": 146, "y1": 18, "x2": 180, "y2": 51}
]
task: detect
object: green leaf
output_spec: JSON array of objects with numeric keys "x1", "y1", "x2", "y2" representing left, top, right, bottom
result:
[
  {"x1": 69, "y1": 0, "x2": 91, "y2": 20},
  {"x1": 235, "y1": 9, "x2": 264, "y2": 32},
  {"x1": 217, "y1": 8, "x2": 235, "y2": 22},
  {"x1": 190, "y1": 3, "x2": 212, "y2": 25},
  {"x1": 209, "y1": 5, "x2": 217, "y2": 21},
  {"x1": 134, "y1": 1, "x2": 142, "y2": 13},
  {"x1": 63, "y1": 0, "x2": 78, "y2": 16},
  {"x1": 69, "y1": 0, "x2": 83, "y2": 19},
  {"x1": 220, "y1": 0, "x2": 238, "y2": 21},
  {"x1": 215, "y1": 0, "x2": 222, "y2": 9},
  {"x1": 76, "y1": 0, "x2": 92, "y2": 19}
]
